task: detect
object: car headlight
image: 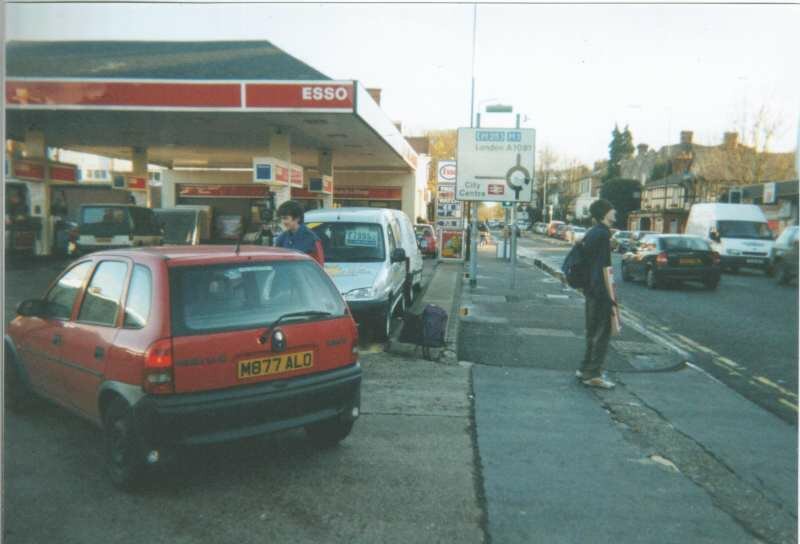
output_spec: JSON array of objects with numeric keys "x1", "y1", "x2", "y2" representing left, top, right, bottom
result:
[
  {"x1": 345, "y1": 287, "x2": 376, "y2": 301},
  {"x1": 727, "y1": 249, "x2": 741, "y2": 256}
]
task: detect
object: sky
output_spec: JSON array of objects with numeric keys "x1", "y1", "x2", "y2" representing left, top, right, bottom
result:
[{"x1": 7, "y1": 2, "x2": 800, "y2": 167}]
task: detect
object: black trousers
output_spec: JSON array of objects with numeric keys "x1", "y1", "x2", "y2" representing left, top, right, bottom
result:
[{"x1": 581, "y1": 295, "x2": 612, "y2": 378}]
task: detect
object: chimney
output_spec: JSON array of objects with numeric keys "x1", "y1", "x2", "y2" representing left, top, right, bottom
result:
[
  {"x1": 680, "y1": 131, "x2": 693, "y2": 146},
  {"x1": 367, "y1": 88, "x2": 382, "y2": 105},
  {"x1": 723, "y1": 132, "x2": 738, "y2": 149},
  {"x1": 637, "y1": 143, "x2": 649, "y2": 156}
]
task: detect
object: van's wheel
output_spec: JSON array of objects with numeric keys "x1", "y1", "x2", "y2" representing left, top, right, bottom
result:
[
  {"x1": 646, "y1": 268, "x2": 660, "y2": 289},
  {"x1": 103, "y1": 398, "x2": 146, "y2": 490},
  {"x1": 305, "y1": 418, "x2": 354, "y2": 448},
  {"x1": 374, "y1": 309, "x2": 392, "y2": 342},
  {"x1": 5, "y1": 349, "x2": 35, "y2": 412}
]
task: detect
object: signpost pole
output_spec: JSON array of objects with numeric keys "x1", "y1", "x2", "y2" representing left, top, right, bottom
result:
[
  {"x1": 504, "y1": 207, "x2": 510, "y2": 260},
  {"x1": 510, "y1": 114, "x2": 521, "y2": 287}
]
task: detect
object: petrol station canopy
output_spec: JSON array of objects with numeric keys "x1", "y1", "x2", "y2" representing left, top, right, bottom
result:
[{"x1": 6, "y1": 40, "x2": 418, "y2": 172}]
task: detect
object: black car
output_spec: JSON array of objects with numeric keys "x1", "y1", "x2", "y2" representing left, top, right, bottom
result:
[{"x1": 621, "y1": 234, "x2": 721, "y2": 290}]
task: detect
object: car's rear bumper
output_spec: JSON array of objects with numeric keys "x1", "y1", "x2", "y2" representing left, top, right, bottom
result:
[
  {"x1": 720, "y1": 255, "x2": 770, "y2": 268},
  {"x1": 132, "y1": 363, "x2": 361, "y2": 448}
]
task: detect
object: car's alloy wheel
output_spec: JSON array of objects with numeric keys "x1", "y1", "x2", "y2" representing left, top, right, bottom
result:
[{"x1": 104, "y1": 399, "x2": 145, "y2": 490}]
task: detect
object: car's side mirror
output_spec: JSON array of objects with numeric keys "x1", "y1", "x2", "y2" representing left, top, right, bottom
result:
[
  {"x1": 391, "y1": 248, "x2": 407, "y2": 263},
  {"x1": 17, "y1": 299, "x2": 47, "y2": 317}
]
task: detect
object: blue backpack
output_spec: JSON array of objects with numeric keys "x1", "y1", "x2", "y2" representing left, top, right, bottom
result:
[{"x1": 561, "y1": 242, "x2": 589, "y2": 289}]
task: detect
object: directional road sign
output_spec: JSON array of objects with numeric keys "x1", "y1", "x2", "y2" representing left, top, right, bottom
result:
[{"x1": 455, "y1": 128, "x2": 536, "y2": 202}]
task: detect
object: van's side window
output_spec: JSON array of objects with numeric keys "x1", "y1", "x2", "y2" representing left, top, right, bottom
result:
[{"x1": 387, "y1": 223, "x2": 397, "y2": 252}]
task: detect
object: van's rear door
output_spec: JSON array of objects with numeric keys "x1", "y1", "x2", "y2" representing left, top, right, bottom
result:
[{"x1": 168, "y1": 259, "x2": 356, "y2": 394}]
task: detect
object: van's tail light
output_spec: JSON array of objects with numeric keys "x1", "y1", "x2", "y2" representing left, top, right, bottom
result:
[
  {"x1": 711, "y1": 251, "x2": 721, "y2": 265},
  {"x1": 656, "y1": 252, "x2": 668, "y2": 267},
  {"x1": 144, "y1": 338, "x2": 174, "y2": 395}
]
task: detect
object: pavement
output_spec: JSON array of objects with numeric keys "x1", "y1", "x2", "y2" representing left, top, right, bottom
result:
[{"x1": 459, "y1": 242, "x2": 797, "y2": 544}]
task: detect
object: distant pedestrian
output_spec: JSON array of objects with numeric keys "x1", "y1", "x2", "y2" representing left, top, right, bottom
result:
[
  {"x1": 275, "y1": 200, "x2": 325, "y2": 265},
  {"x1": 577, "y1": 199, "x2": 617, "y2": 389}
]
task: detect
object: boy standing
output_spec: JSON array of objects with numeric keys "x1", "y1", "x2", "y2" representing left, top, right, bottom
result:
[{"x1": 274, "y1": 200, "x2": 325, "y2": 265}]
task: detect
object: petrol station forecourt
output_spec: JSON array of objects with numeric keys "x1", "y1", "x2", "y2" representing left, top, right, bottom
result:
[{"x1": 5, "y1": 40, "x2": 429, "y2": 254}]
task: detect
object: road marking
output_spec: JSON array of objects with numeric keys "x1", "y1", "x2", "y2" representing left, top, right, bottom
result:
[
  {"x1": 716, "y1": 357, "x2": 742, "y2": 370},
  {"x1": 778, "y1": 399, "x2": 798, "y2": 412},
  {"x1": 754, "y1": 376, "x2": 798, "y2": 399}
]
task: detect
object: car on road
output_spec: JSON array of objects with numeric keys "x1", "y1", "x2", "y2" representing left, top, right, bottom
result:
[
  {"x1": 771, "y1": 226, "x2": 798, "y2": 285},
  {"x1": 555, "y1": 223, "x2": 570, "y2": 240},
  {"x1": 4, "y1": 246, "x2": 361, "y2": 489},
  {"x1": 547, "y1": 220, "x2": 565, "y2": 237},
  {"x1": 621, "y1": 234, "x2": 722, "y2": 290},
  {"x1": 565, "y1": 226, "x2": 587, "y2": 244},
  {"x1": 306, "y1": 208, "x2": 420, "y2": 341},
  {"x1": 620, "y1": 230, "x2": 658, "y2": 253},
  {"x1": 487, "y1": 220, "x2": 500, "y2": 230},
  {"x1": 415, "y1": 224, "x2": 437, "y2": 258},
  {"x1": 611, "y1": 230, "x2": 633, "y2": 253},
  {"x1": 533, "y1": 222, "x2": 547, "y2": 235},
  {"x1": 75, "y1": 204, "x2": 163, "y2": 255},
  {"x1": 685, "y1": 203, "x2": 775, "y2": 274}
]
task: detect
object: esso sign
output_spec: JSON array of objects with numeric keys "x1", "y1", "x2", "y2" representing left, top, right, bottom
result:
[
  {"x1": 439, "y1": 164, "x2": 456, "y2": 181},
  {"x1": 302, "y1": 86, "x2": 349, "y2": 101}
]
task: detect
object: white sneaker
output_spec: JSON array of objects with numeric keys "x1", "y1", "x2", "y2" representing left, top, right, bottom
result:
[{"x1": 582, "y1": 376, "x2": 616, "y2": 389}]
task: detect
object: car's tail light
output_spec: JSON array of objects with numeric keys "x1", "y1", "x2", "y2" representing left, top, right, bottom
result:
[
  {"x1": 656, "y1": 252, "x2": 668, "y2": 266},
  {"x1": 711, "y1": 251, "x2": 721, "y2": 265},
  {"x1": 144, "y1": 338, "x2": 174, "y2": 395}
]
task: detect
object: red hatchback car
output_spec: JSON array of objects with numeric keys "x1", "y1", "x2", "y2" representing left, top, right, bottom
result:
[{"x1": 5, "y1": 246, "x2": 361, "y2": 488}]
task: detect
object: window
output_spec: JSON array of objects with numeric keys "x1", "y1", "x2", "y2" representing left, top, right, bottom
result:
[
  {"x1": 170, "y1": 261, "x2": 347, "y2": 336},
  {"x1": 45, "y1": 261, "x2": 93, "y2": 320},
  {"x1": 124, "y1": 265, "x2": 152, "y2": 328},
  {"x1": 660, "y1": 237, "x2": 710, "y2": 251},
  {"x1": 310, "y1": 222, "x2": 386, "y2": 263},
  {"x1": 78, "y1": 261, "x2": 129, "y2": 326},
  {"x1": 80, "y1": 206, "x2": 132, "y2": 237},
  {"x1": 387, "y1": 223, "x2": 397, "y2": 252}
]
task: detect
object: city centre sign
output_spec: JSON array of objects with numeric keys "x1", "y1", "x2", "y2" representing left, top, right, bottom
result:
[{"x1": 456, "y1": 128, "x2": 536, "y2": 202}]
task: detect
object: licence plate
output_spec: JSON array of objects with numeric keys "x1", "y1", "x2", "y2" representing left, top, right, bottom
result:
[
  {"x1": 746, "y1": 259, "x2": 762, "y2": 264},
  {"x1": 237, "y1": 351, "x2": 313, "y2": 380},
  {"x1": 94, "y1": 237, "x2": 112, "y2": 243},
  {"x1": 679, "y1": 258, "x2": 701, "y2": 266}
]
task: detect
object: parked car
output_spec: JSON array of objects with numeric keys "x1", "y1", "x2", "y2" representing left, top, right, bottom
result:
[
  {"x1": 487, "y1": 220, "x2": 500, "y2": 230},
  {"x1": 306, "y1": 208, "x2": 420, "y2": 341},
  {"x1": 621, "y1": 234, "x2": 721, "y2": 290},
  {"x1": 547, "y1": 220, "x2": 565, "y2": 237},
  {"x1": 415, "y1": 224, "x2": 437, "y2": 257},
  {"x1": 75, "y1": 204, "x2": 162, "y2": 255},
  {"x1": 771, "y1": 226, "x2": 798, "y2": 285},
  {"x1": 685, "y1": 203, "x2": 774, "y2": 274},
  {"x1": 566, "y1": 226, "x2": 587, "y2": 244},
  {"x1": 4, "y1": 246, "x2": 361, "y2": 489},
  {"x1": 555, "y1": 223, "x2": 570, "y2": 240},
  {"x1": 611, "y1": 230, "x2": 633, "y2": 253}
]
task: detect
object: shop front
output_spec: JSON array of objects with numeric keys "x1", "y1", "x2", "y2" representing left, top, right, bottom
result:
[{"x1": 334, "y1": 186, "x2": 403, "y2": 210}]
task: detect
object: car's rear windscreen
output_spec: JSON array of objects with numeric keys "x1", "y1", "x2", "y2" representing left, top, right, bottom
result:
[
  {"x1": 80, "y1": 206, "x2": 132, "y2": 237},
  {"x1": 660, "y1": 237, "x2": 710, "y2": 251},
  {"x1": 170, "y1": 260, "x2": 348, "y2": 336}
]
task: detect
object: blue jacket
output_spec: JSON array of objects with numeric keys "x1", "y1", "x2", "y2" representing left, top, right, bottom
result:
[
  {"x1": 582, "y1": 223, "x2": 612, "y2": 301},
  {"x1": 275, "y1": 224, "x2": 324, "y2": 264}
]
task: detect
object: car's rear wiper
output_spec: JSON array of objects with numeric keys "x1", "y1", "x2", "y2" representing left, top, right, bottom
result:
[{"x1": 258, "y1": 311, "x2": 333, "y2": 344}]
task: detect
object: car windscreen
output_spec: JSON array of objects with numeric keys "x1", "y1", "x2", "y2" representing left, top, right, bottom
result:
[
  {"x1": 79, "y1": 207, "x2": 131, "y2": 236},
  {"x1": 660, "y1": 237, "x2": 710, "y2": 251},
  {"x1": 155, "y1": 210, "x2": 197, "y2": 245},
  {"x1": 717, "y1": 221, "x2": 773, "y2": 240},
  {"x1": 309, "y1": 222, "x2": 386, "y2": 263},
  {"x1": 170, "y1": 260, "x2": 347, "y2": 336}
]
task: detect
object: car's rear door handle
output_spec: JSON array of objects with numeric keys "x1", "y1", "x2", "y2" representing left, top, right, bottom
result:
[
  {"x1": 52, "y1": 334, "x2": 62, "y2": 346},
  {"x1": 94, "y1": 346, "x2": 105, "y2": 360}
]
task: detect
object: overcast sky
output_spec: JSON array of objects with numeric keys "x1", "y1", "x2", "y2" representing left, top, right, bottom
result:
[{"x1": 7, "y1": 2, "x2": 800, "y2": 166}]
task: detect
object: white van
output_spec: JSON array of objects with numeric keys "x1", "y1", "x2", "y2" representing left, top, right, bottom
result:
[
  {"x1": 305, "y1": 208, "x2": 422, "y2": 340},
  {"x1": 388, "y1": 208, "x2": 424, "y2": 289},
  {"x1": 684, "y1": 203, "x2": 774, "y2": 273}
]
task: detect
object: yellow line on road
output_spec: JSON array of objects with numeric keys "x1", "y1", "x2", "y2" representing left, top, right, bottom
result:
[
  {"x1": 779, "y1": 399, "x2": 798, "y2": 412},
  {"x1": 715, "y1": 357, "x2": 742, "y2": 370},
  {"x1": 754, "y1": 376, "x2": 798, "y2": 399}
]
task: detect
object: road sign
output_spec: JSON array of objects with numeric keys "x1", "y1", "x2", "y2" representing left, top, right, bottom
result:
[
  {"x1": 437, "y1": 160, "x2": 457, "y2": 184},
  {"x1": 456, "y1": 128, "x2": 535, "y2": 202}
]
